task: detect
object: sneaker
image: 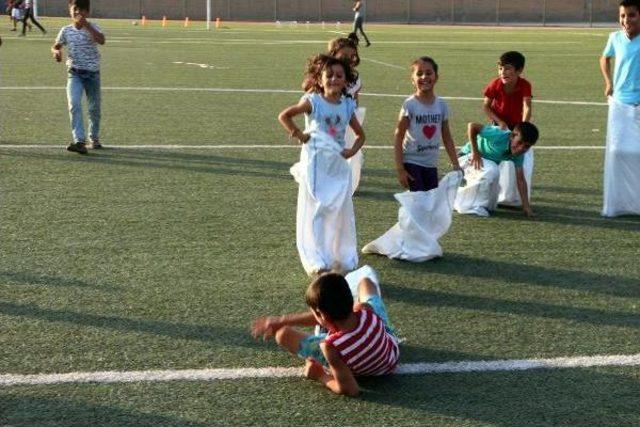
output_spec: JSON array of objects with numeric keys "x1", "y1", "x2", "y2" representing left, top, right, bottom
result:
[
  {"x1": 67, "y1": 142, "x2": 88, "y2": 154},
  {"x1": 91, "y1": 140, "x2": 102, "y2": 149}
]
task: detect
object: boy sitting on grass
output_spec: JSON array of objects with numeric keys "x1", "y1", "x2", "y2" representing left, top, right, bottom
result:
[{"x1": 251, "y1": 266, "x2": 399, "y2": 396}]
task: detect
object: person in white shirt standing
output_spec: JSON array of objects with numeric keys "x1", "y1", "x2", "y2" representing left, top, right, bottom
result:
[
  {"x1": 352, "y1": 1, "x2": 370, "y2": 47},
  {"x1": 52, "y1": 0, "x2": 105, "y2": 154}
]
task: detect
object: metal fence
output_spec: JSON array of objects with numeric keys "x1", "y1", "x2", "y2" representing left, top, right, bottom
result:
[{"x1": 37, "y1": 0, "x2": 621, "y2": 25}]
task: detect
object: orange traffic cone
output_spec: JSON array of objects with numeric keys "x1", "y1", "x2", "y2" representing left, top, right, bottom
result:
[
  {"x1": 184, "y1": 17, "x2": 190, "y2": 27},
  {"x1": 141, "y1": 16, "x2": 146, "y2": 26},
  {"x1": 162, "y1": 16, "x2": 167, "y2": 28}
]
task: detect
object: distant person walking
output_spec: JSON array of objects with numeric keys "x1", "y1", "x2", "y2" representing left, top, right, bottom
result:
[
  {"x1": 352, "y1": 0, "x2": 370, "y2": 47},
  {"x1": 20, "y1": 0, "x2": 46, "y2": 36}
]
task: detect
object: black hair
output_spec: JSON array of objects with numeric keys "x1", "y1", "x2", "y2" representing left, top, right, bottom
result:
[
  {"x1": 412, "y1": 56, "x2": 439, "y2": 75},
  {"x1": 305, "y1": 273, "x2": 353, "y2": 321},
  {"x1": 499, "y1": 51, "x2": 526, "y2": 71},
  {"x1": 514, "y1": 121, "x2": 539, "y2": 145},
  {"x1": 69, "y1": 0, "x2": 90, "y2": 11},
  {"x1": 620, "y1": 0, "x2": 640, "y2": 10},
  {"x1": 301, "y1": 54, "x2": 357, "y2": 96}
]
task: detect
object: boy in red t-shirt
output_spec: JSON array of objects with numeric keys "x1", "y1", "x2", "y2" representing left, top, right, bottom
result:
[
  {"x1": 481, "y1": 51, "x2": 535, "y2": 208},
  {"x1": 483, "y1": 51, "x2": 532, "y2": 130}
]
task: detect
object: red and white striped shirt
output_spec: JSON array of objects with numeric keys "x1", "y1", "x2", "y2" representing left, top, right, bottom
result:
[{"x1": 325, "y1": 307, "x2": 399, "y2": 376}]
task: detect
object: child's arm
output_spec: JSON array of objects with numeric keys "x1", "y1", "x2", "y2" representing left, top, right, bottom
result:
[
  {"x1": 304, "y1": 343, "x2": 358, "y2": 396},
  {"x1": 482, "y1": 97, "x2": 508, "y2": 129},
  {"x1": 51, "y1": 42, "x2": 63, "y2": 62},
  {"x1": 342, "y1": 115, "x2": 365, "y2": 159},
  {"x1": 441, "y1": 119, "x2": 461, "y2": 171},
  {"x1": 75, "y1": 15, "x2": 105, "y2": 45},
  {"x1": 599, "y1": 56, "x2": 613, "y2": 97},
  {"x1": 515, "y1": 167, "x2": 533, "y2": 218},
  {"x1": 278, "y1": 99, "x2": 312, "y2": 143},
  {"x1": 251, "y1": 312, "x2": 317, "y2": 341},
  {"x1": 85, "y1": 21, "x2": 105, "y2": 45},
  {"x1": 353, "y1": 1, "x2": 361, "y2": 12},
  {"x1": 522, "y1": 97, "x2": 532, "y2": 122},
  {"x1": 467, "y1": 122, "x2": 484, "y2": 170},
  {"x1": 394, "y1": 116, "x2": 413, "y2": 188}
]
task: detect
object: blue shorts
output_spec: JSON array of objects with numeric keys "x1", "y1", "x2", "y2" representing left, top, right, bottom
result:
[{"x1": 297, "y1": 295, "x2": 395, "y2": 367}]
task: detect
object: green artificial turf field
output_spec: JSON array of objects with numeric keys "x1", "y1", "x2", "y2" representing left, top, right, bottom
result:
[{"x1": 1, "y1": 18, "x2": 639, "y2": 426}]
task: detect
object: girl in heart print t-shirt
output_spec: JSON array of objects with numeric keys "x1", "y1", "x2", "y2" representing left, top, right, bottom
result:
[{"x1": 394, "y1": 56, "x2": 461, "y2": 192}]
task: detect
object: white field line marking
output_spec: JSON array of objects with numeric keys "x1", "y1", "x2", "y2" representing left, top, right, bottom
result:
[
  {"x1": 0, "y1": 145, "x2": 603, "y2": 150},
  {"x1": 0, "y1": 86, "x2": 609, "y2": 107},
  {"x1": 1, "y1": 353, "x2": 639, "y2": 387},
  {"x1": 172, "y1": 61, "x2": 229, "y2": 70},
  {"x1": 10, "y1": 36, "x2": 581, "y2": 45},
  {"x1": 361, "y1": 57, "x2": 406, "y2": 70}
]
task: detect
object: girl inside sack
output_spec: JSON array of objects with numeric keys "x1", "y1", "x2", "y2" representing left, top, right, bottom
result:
[
  {"x1": 278, "y1": 54, "x2": 366, "y2": 276},
  {"x1": 327, "y1": 33, "x2": 366, "y2": 194}
]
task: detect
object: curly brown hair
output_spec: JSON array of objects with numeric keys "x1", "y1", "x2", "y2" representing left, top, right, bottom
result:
[
  {"x1": 301, "y1": 54, "x2": 357, "y2": 96},
  {"x1": 327, "y1": 33, "x2": 360, "y2": 67}
]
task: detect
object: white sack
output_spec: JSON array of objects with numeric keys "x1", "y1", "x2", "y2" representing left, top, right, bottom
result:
[
  {"x1": 454, "y1": 155, "x2": 500, "y2": 217},
  {"x1": 344, "y1": 107, "x2": 366, "y2": 195},
  {"x1": 290, "y1": 131, "x2": 358, "y2": 276},
  {"x1": 498, "y1": 148, "x2": 534, "y2": 207},
  {"x1": 362, "y1": 171, "x2": 463, "y2": 262},
  {"x1": 603, "y1": 98, "x2": 640, "y2": 217}
]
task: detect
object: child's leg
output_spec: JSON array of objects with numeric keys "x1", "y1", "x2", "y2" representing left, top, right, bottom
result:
[
  {"x1": 275, "y1": 326, "x2": 329, "y2": 366},
  {"x1": 27, "y1": 8, "x2": 45, "y2": 33},
  {"x1": 275, "y1": 326, "x2": 311, "y2": 355},
  {"x1": 345, "y1": 265, "x2": 380, "y2": 298},
  {"x1": 347, "y1": 266, "x2": 395, "y2": 334},
  {"x1": 85, "y1": 72, "x2": 101, "y2": 143},
  {"x1": 67, "y1": 72, "x2": 86, "y2": 143},
  {"x1": 357, "y1": 277, "x2": 379, "y2": 301}
]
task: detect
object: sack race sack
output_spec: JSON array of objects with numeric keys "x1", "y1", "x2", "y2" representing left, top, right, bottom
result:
[
  {"x1": 362, "y1": 171, "x2": 463, "y2": 262},
  {"x1": 454, "y1": 155, "x2": 500, "y2": 217},
  {"x1": 498, "y1": 148, "x2": 534, "y2": 207},
  {"x1": 344, "y1": 107, "x2": 366, "y2": 195},
  {"x1": 602, "y1": 98, "x2": 640, "y2": 217},
  {"x1": 290, "y1": 131, "x2": 358, "y2": 276}
]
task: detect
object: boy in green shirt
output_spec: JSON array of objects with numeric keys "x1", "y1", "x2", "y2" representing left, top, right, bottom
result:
[{"x1": 455, "y1": 122, "x2": 539, "y2": 217}]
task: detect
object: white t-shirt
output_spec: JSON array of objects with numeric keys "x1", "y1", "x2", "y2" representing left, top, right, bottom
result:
[
  {"x1": 354, "y1": 1, "x2": 365, "y2": 19},
  {"x1": 56, "y1": 24, "x2": 102, "y2": 72},
  {"x1": 400, "y1": 95, "x2": 449, "y2": 168},
  {"x1": 347, "y1": 75, "x2": 362, "y2": 98}
]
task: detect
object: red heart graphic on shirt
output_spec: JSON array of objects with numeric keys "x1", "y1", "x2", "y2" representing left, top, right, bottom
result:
[{"x1": 422, "y1": 125, "x2": 437, "y2": 139}]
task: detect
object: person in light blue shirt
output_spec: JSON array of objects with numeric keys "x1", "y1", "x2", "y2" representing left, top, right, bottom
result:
[
  {"x1": 601, "y1": 0, "x2": 640, "y2": 105},
  {"x1": 600, "y1": 0, "x2": 640, "y2": 217}
]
